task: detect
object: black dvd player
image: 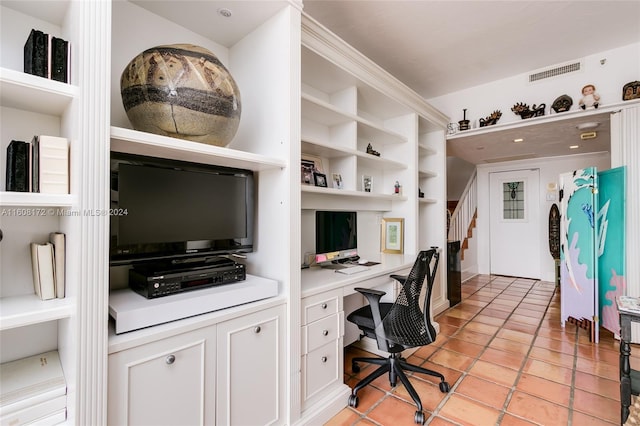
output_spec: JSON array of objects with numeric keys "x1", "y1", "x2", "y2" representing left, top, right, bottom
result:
[{"x1": 129, "y1": 258, "x2": 246, "y2": 299}]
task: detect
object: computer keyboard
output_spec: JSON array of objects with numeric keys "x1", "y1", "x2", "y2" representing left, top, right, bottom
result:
[{"x1": 335, "y1": 265, "x2": 369, "y2": 275}]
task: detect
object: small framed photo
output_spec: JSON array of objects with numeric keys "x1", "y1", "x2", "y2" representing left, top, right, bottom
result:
[
  {"x1": 381, "y1": 217, "x2": 404, "y2": 254},
  {"x1": 313, "y1": 172, "x2": 328, "y2": 187},
  {"x1": 301, "y1": 165, "x2": 314, "y2": 185},
  {"x1": 332, "y1": 173, "x2": 343, "y2": 189},
  {"x1": 362, "y1": 175, "x2": 372, "y2": 192}
]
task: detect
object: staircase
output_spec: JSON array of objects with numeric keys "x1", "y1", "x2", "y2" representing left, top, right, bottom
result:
[{"x1": 448, "y1": 172, "x2": 477, "y2": 261}]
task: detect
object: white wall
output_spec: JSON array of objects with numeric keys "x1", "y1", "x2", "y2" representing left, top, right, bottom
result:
[
  {"x1": 429, "y1": 43, "x2": 640, "y2": 130},
  {"x1": 447, "y1": 157, "x2": 475, "y2": 200},
  {"x1": 475, "y1": 152, "x2": 611, "y2": 282}
]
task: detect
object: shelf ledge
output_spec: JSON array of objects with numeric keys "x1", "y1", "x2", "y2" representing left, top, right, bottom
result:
[
  {"x1": 0, "y1": 67, "x2": 78, "y2": 116},
  {"x1": 0, "y1": 295, "x2": 74, "y2": 331},
  {"x1": 0, "y1": 192, "x2": 76, "y2": 207},
  {"x1": 110, "y1": 127, "x2": 287, "y2": 171},
  {"x1": 301, "y1": 185, "x2": 408, "y2": 201}
]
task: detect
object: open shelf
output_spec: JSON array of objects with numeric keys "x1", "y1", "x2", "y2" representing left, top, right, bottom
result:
[
  {"x1": 0, "y1": 67, "x2": 78, "y2": 116},
  {"x1": 0, "y1": 294, "x2": 74, "y2": 331},
  {"x1": 110, "y1": 127, "x2": 287, "y2": 171},
  {"x1": 0, "y1": 192, "x2": 76, "y2": 207}
]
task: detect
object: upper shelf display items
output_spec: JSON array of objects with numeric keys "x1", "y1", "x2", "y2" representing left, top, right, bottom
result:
[{"x1": 120, "y1": 44, "x2": 241, "y2": 147}]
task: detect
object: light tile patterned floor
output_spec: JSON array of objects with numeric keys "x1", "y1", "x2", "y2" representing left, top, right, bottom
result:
[{"x1": 325, "y1": 274, "x2": 629, "y2": 426}]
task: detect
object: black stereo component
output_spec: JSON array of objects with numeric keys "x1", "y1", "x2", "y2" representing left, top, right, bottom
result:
[{"x1": 129, "y1": 259, "x2": 246, "y2": 299}]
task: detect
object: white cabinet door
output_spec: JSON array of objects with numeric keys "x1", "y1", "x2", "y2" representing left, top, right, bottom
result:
[
  {"x1": 108, "y1": 326, "x2": 216, "y2": 426},
  {"x1": 216, "y1": 304, "x2": 286, "y2": 426}
]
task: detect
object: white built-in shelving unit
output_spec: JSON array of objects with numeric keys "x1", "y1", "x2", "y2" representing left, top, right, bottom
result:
[
  {"x1": 0, "y1": 1, "x2": 450, "y2": 424},
  {"x1": 0, "y1": 1, "x2": 110, "y2": 424}
]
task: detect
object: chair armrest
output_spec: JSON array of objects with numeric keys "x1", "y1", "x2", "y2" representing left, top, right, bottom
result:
[
  {"x1": 354, "y1": 287, "x2": 386, "y2": 297},
  {"x1": 354, "y1": 287, "x2": 387, "y2": 337},
  {"x1": 390, "y1": 274, "x2": 407, "y2": 283}
]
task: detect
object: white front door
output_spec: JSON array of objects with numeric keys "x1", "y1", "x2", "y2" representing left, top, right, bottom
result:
[{"x1": 489, "y1": 169, "x2": 541, "y2": 279}]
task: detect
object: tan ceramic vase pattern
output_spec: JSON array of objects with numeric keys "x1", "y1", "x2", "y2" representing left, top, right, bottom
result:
[{"x1": 121, "y1": 44, "x2": 241, "y2": 147}]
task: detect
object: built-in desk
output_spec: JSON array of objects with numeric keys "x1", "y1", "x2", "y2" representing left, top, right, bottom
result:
[{"x1": 298, "y1": 253, "x2": 415, "y2": 425}]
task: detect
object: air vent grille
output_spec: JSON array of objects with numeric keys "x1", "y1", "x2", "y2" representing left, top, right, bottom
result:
[{"x1": 529, "y1": 62, "x2": 581, "y2": 82}]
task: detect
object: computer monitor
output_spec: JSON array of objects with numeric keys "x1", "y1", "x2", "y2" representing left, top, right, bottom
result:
[{"x1": 315, "y1": 211, "x2": 358, "y2": 266}]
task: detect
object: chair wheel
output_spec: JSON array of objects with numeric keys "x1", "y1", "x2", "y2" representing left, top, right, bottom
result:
[
  {"x1": 414, "y1": 411, "x2": 425, "y2": 424},
  {"x1": 439, "y1": 381, "x2": 450, "y2": 393},
  {"x1": 348, "y1": 394, "x2": 359, "y2": 408},
  {"x1": 352, "y1": 362, "x2": 360, "y2": 373}
]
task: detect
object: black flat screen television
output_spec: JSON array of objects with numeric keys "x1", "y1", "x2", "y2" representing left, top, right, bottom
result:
[
  {"x1": 315, "y1": 210, "x2": 358, "y2": 265},
  {"x1": 109, "y1": 152, "x2": 254, "y2": 265}
]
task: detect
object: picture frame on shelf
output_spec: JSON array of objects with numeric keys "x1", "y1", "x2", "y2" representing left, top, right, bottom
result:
[
  {"x1": 381, "y1": 217, "x2": 404, "y2": 254},
  {"x1": 301, "y1": 154, "x2": 324, "y2": 185},
  {"x1": 362, "y1": 175, "x2": 372, "y2": 192},
  {"x1": 332, "y1": 173, "x2": 343, "y2": 189},
  {"x1": 313, "y1": 172, "x2": 328, "y2": 187}
]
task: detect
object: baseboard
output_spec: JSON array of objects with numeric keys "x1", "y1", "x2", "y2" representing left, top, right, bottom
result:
[{"x1": 295, "y1": 384, "x2": 351, "y2": 426}]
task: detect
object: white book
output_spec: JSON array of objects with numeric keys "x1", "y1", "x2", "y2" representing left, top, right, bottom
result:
[
  {"x1": 0, "y1": 395, "x2": 65, "y2": 426},
  {"x1": 0, "y1": 351, "x2": 66, "y2": 416},
  {"x1": 34, "y1": 135, "x2": 69, "y2": 194},
  {"x1": 48, "y1": 233, "x2": 65, "y2": 299},
  {"x1": 30, "y1": 243, "x2": 56, "y2": 301}
]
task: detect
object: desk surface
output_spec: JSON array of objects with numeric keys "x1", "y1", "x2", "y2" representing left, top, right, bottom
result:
[{"x1": 301, "y1": 253, "x2": 416, "y2": 298}]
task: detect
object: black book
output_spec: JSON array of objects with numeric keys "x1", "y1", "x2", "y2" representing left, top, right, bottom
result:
[
  {"x1": 50, "y1": 37, "x2": 69, "y2": 83},
  {"x1": 31, "y1": 136, "x2": 40, "y2": 192},
  {"x1": 6, "y1": 140, "x2": 29, "y2": 192},
  {"x1": 24, "y1": 29, "x2": 48, "y2": 78}
]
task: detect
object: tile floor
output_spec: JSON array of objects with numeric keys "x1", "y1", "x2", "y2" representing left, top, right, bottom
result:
[{"x1": 325, "y1": 274, "x2": 629, "y2": 426}]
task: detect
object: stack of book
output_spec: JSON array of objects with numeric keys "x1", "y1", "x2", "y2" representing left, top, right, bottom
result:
[
  {"x1": 0, "y1": 351, "x2": 67, "y2": 425},
  {"x1": 31, "y1": 233, "x2": 65, "y2": 301},
  {"x1": 23, "y1": 28, "x2": 70, "y2": 83},
  {"x1": 5, "y1": 135, "x2": 69, "y2": 194}
]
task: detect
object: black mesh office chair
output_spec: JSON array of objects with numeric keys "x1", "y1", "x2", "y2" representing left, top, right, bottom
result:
[{"x1": 346, "y1": 248, "x2": 449, "y2": 424}]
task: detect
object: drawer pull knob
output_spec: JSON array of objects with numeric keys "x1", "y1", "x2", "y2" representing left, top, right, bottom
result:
[
  {"x1": 321, "y1": 303, "x2": 327, "y2": 309},
  {"x1": 321, "y1": 356, "x2": 328, "y2": 363},
  {"x1": 166, "y1": 355, "x2": 176, "y2": 365},
  {"x1": 254, "y1": 326, "x2": 261, "y2": 333},
  {"x1": 322, "y1": 330, "x2": 329, "y2": 336}
]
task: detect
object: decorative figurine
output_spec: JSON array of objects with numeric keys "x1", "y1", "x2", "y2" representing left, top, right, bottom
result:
[
  {"x1": 511, "y1": 102, "x2": 546, "y2": 119},
  {"x1": 366, "y1": 143, "x2": 380, "y2": 157},
  {"x1": 551, "y1": 95, "x2": 573, "y2": 113},
  {"x1": 622, "y1": 81, "x2": 640, "y2": 101},
  {"x1": 458, "y1": 108, "x2": 470, "y2": 131},
  {"x1": 418, "y1": 188, "x2": 424, "y2": 198},
  {"x1": 579, "y1": 84, "x2": 600, "y2": 109},
  {"x1": 394, "y1": 181, "x2": 401, "y2": 195},
  {"x1": 447, "y1": 122, "x2": 458, "y2": 135},
  {"x1": 479, "y1": 110, "x2": 502, "y2": 127}
]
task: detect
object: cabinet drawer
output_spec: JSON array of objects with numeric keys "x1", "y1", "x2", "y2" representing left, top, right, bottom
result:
[
  {"x1": 302, "y1": 291, "x2": 341, "y2": 324},
  {"x1": 301, "y1": 312, "x2": 343, "y2": 354},
  {"x1": 301, "y1": 340, "x2": 341, "y2": 403}
]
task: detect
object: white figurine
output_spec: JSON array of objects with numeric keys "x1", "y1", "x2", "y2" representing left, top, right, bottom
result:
[{"x1": 579, "y1": 84, "x2": 600, "y2": 109}]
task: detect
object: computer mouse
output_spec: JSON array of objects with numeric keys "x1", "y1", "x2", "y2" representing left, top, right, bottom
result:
[{"x1": 358, "y1": 258, "x2": 368, "y2": 265}]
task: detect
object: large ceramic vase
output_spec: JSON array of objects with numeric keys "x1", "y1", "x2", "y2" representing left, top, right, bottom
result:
[{"x1": 120, "y1": 44, "x2": 241, "y2": 147}]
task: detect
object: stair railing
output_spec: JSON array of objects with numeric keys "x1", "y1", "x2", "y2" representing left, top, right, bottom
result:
[{"x1": 448, "y1": 171, "x2": 477, "y2": 243}]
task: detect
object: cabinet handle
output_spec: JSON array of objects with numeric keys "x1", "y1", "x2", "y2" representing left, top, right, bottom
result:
[
  {"x1": 166, "y1": 355, "x2": 176, "y2": 365},
  {"x1": 321, "y1": 303, "x2": 327, "y2": 309},
  {"x1": 321, "y1": 356, "x2": 328, "y2": 363},
  {"x1": 254, "y1": 326, "x2": 261, "y2": 333},
  {"x1": 322, "y1": 329, "x2": 329, "y2": 336}
]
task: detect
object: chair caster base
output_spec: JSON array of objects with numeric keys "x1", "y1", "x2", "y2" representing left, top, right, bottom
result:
[
  {"x1": 348, "y1": 394, "x2": 359, "y2": 408},
  {"x1": 414, "y1": 410, "x2": 425, "y2": 424},
  {"x1": 439, "y1": 381, "x2": 450, "y2": 393}
]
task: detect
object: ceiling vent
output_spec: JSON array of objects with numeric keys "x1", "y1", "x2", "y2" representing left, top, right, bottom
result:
[{"x1": 529, "y1": 61, "x2": 581, "y2": 83}]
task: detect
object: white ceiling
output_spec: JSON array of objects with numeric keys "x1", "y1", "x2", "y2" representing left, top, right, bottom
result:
[
  {"x1": 303, "y1": 1, "x2": 640, "y2": 99},
  {"x1": 303, "y1": 1, "x2": 640, "y2": 164}
]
